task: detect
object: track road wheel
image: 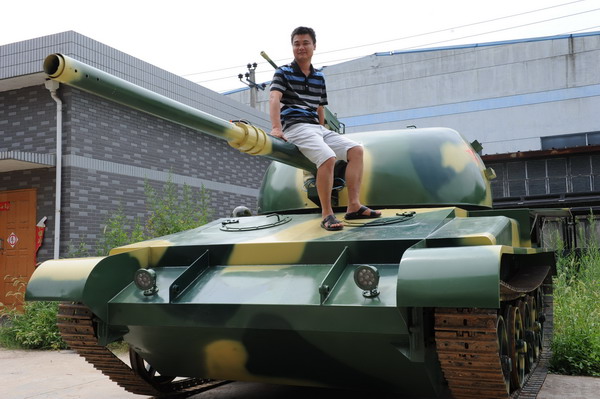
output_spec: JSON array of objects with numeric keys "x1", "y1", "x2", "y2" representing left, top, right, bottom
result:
[
  {"x1": 526, "y1": 295, "x2": 540, "y2": 361},
  {"x1": 497, "y1": 315, "x2": 511, "y2": 395},
  {"x1": 129, "y1": 349, "x2": 177, "y2": 387},
  {"x1": 505, "y1": 305, "x2": 526, "y2": 390},
  {"x1": 535, "y1": 287, "x2": 546, "y2": 353},
  {"x1": 518, "y1": 299, "x2": 534, "y2": 373}
]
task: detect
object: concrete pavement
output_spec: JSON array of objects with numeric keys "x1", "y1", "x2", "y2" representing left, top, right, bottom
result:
[{"x1": 1, "y1": 348, "x2": 598, "y2": 399}]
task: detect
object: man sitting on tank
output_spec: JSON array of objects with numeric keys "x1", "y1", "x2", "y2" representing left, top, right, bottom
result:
[{"x1": 269, "y1": 26, "x2": 381, "y2": 231}]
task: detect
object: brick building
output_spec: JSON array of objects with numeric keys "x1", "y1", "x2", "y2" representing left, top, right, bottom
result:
[{"x1": 0, "y1": 32, "x2": 271, "y2": 305}]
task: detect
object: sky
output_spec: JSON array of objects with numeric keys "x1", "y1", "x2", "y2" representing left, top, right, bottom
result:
[{"x1": 2, "y1": 0, "x2": 600, "y2": 93}]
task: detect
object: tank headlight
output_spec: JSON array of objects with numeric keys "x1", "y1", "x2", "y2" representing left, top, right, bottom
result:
[
  {"x1": 354, "y1": 265, "x2": 380, "y2": 298},
  {"x1": 133, "y1": 268, "x2": 158, "y2": 296}
]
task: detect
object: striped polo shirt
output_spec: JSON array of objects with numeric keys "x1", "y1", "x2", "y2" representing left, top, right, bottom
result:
[{"x1": 270, "y1": 60, "x2": 328, "y2": 130}]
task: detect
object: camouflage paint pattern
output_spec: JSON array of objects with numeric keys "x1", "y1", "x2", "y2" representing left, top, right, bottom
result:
[
  {"x1": 26, "y1": 55, "x2": 556, "y2": 396},
  {"x1": 259, "y1": 128, "x2": 493, "y2": 212}
]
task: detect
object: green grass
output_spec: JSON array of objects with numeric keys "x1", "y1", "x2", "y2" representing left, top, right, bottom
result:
[{"x1": 550, "y1": 240, "x2": 600, "y2": 376}]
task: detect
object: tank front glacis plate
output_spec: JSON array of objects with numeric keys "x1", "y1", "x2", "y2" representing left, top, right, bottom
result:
[{"x1": 111, "y1": 207, "x2": 460, "y2": 256}]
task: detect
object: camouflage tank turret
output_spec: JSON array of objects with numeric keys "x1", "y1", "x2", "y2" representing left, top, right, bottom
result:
[{"x1": 26, "y1": 54, "x2": 555, "y2": 399}]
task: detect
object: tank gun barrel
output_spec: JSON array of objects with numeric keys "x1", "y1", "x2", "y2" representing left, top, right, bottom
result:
[
  {"x1": 260, "y1": 51, "x2": 279, "y2": 69},
  {"x1": 43, "y1": 53, "x2": 315, "y2": 172}
]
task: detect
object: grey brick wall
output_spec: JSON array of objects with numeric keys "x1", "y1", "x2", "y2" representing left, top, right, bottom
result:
[
  {"x1": 64, "y1": 88, "x2": 269, "y2": 188},
  {"x1": 60, "y1": 165, "x2": 259, "y2": 256},
  {"x1": 0, "y1": 86, "x2": 56, "y2": 153}
]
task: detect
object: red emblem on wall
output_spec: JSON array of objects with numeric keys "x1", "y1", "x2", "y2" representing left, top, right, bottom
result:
[
  {"x1": 7, "y1": 232, "x2": 19, "y2": 248},
  {"x1": 0, "y1": 201, "x2": 10, "y2": 211}
]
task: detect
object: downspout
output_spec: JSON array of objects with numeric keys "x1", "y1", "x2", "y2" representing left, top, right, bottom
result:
[{"x1": 45, "y1": 80, "x2": 62, "y2": 259}]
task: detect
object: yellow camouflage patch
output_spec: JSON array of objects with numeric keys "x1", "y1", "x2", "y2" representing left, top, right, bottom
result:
[
  {"x1": 441, "y1": 142, "x2": 474, "y2": 173},
  {"x1": 228, "y1": 241, "x2": 306, "y2": 265},
  {"x1": 110, "y1": 241, "x2": 172, "y2": 267},
  {"x1": 203, "y1": 339, "x2": 322, "y2": 386},
  {"x1": 30, "y1": 257, "x2": 104, "y2": 281},
  {"x1": 204, "y1": 340, "x2": 250, "y2": 380}
]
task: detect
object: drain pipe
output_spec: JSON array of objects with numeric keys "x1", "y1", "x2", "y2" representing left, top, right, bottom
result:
[{"x1": 45, "y1": 80, "x2": 62, "y2": 259}]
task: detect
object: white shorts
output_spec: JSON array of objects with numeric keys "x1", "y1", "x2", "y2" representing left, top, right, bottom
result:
[{"x1": 283, "y1": 123, "x2": 361, "y2": 169}]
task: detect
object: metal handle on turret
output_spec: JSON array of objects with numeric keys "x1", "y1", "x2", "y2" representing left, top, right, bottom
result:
[{"x1": 42, "y1": 54, "x2": 316, "y2": 173}]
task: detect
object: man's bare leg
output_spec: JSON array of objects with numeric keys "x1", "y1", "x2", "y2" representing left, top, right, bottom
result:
[
  {"x1": 345, "y1": 146, "x2": 381, "y2": 216},
  {"x1": 317, "y1": 157, "x2": 343, "y2": 229}
]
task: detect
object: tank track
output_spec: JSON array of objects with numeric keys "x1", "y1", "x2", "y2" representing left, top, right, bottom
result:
[
  {"x1": 57, "y1": 302, "x2": 227, "y2": 398},
  {"x1": 435, "y1": 285, "x2": 553, "y2": 399}
]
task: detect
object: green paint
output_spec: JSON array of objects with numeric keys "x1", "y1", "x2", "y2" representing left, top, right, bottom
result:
[{"x1": 398, "y1": 245, "x2": 502, "y2": 308}]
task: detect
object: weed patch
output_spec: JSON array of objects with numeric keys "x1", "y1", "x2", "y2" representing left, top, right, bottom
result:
[
  {"x1": 0, "y1": 301, "x2": 67, "y2": 350},
  {"x1": 550, "y1": 229, "x2": 600, "y2": 376}
]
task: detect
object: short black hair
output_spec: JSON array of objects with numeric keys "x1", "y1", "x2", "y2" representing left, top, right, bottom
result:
[{"x1": 291, "y1": 26, "x2": 316, "y2": 45}]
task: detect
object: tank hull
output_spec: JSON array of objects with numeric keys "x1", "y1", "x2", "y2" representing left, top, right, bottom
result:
[{"x1": 28, "y1": 207, "x2": 553, "y2": 397}]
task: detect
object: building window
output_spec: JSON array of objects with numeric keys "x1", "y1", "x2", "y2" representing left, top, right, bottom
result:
[
  {"x1": 592, "y1": 155, "x2": 600, "y2": 191},
  {"x1": 571, "y1": 156, "x2": 592, "y2": 192},
  {"x1": 488, "y1": 156, "x2": 591, "y2": 198},
  {"x1": 541, "y1": 131, "x2": 600, "y2": 150},
  {"x1": 507, "y1": 161, "x2": 526, "y2": 197}
]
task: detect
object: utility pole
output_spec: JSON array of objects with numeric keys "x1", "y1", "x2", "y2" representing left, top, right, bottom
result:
[
  {"x1": 238, "y1": 63, "x2": 265, "y2": 109},
  {"x1": 248, "y1": 64, "x2": 257, "y2": 108}
]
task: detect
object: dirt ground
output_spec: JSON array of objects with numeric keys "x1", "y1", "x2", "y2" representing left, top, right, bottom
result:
[{"x1": 1, "y1": 348, "x2": 598, "y2": 399}]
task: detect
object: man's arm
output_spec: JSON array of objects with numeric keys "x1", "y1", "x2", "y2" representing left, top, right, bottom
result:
[
  {"x1": 317, "y1": 105, "x2": 325, "y2": 126},
  {"x1": 269, "y1": 90, "x2": 286, "y2": 141}
]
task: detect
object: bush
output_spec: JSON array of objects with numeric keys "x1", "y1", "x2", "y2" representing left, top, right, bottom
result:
[
  {"x1": 0, "y1": 301, "x2": 67, "y2": 350},
  {"x1": 95, "y1": 179, "x2": 212, "y2": 255},
  {"x1": 550, "y1": 228, "x2": 600, "y2": 376},
  {"x1": 144, "y1": 179, "x2": 212, "y2": 238},
  {"x1": 95, "y1": 207, "x2": 144, "y2": 256}
]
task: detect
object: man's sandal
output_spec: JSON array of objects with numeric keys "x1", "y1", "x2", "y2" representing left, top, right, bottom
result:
[
  {"x1": 345, "y1": 205, "x2": 381, "y2": 220},
  {"x1": 321, "y1": 214, "x2": 344, "y2": 231}
]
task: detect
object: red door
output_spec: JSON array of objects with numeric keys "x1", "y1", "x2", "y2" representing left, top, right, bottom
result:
[{"x1": 0, "y1": 189, "x2": 37, "y2": 309}]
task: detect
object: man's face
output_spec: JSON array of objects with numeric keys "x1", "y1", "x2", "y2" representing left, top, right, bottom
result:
[{"x1": 292, "y1": 34, "x2": 315, "y2": 63}]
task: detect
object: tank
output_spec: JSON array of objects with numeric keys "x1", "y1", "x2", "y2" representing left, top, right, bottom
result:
[{"x1": 26, "y1": 54, "x2": 555, "y2": 399}]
